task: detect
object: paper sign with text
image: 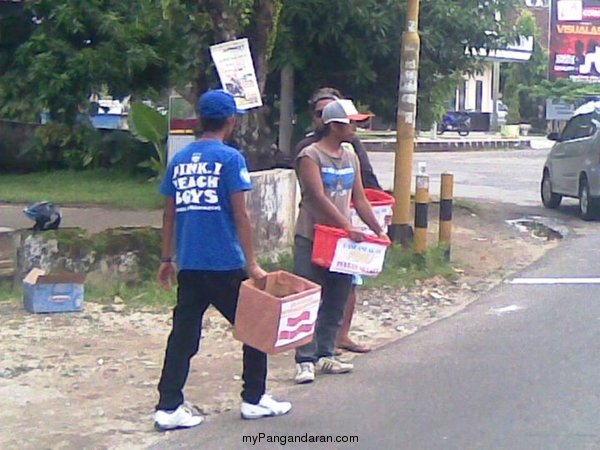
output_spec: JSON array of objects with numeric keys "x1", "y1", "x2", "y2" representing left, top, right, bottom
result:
[
  {"x1": 209, "y1": 38, "x2": 263, "y2": 110},
  {"x1": 329, "y1": 238, "x2": 388, "y2": 277}
]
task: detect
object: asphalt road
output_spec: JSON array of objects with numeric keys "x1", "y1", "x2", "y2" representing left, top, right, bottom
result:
[
  {"x1": 156, "y1": 225, "x2": 600, "y2": 450},
  {"x1": 369, "y1": 148, "x2": 553, "y2": 206}
]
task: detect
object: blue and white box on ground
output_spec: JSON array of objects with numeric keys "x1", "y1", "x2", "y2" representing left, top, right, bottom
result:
[{"x1": 23, "y1": 268, "x2": 85, "y2": 313}]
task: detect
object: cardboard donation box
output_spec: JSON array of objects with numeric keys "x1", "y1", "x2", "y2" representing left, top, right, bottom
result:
[
  {"x1": 23, "y1": 268, "x2": 85, "y2": 313},
  {"x1": 234, "y1": 271, "x2": 321, "y2": 354}
]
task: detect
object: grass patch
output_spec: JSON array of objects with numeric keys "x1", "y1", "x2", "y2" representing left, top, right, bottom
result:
[
  {"x1": 0, "y1": 278, "x2": 175, "y2": 309},
  {"x1": 258, "y1": 246, "x2": 456, "y2": 291},
  {"x1": 0, "y1": 279, "x2": 20, "y2": 303},
  {"x1": 1, "y1": 245, "x2": 455, "y2": 310},
  {"x1": 86, "y1": 281, "x2": 175, "y2": 309},
  {"x1": 453, "y1": 199, "x2": 483, "y2": 215},
  {"x1": 364, "y1": 244, "x2": 457, "y2": 289},
  {"x1": 0, "y1": 169, "x2": 162, "y2": 210}
]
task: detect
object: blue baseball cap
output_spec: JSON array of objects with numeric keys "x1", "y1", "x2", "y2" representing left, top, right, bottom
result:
[{"x1": 197, "y1": 90, "x2": 245, "y2": 119}]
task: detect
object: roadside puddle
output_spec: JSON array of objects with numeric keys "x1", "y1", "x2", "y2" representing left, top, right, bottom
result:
[{"x1": 506, "y1": 216, "x2": 567, "y2": 241}]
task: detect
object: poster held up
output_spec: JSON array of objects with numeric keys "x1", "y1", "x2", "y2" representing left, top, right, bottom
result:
[{"x1": 209, "y1": 38, "x2": 263, "y2": 110}]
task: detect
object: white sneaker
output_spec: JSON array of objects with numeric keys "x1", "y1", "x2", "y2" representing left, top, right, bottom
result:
[
  {"x1": 316, "y1": 357, "x2": 353, "y2": 374},
  {"x1": 240, "y1": 394, "x2": 292, "y2": 420},
  {"x1": 154, "y1": 401, "x2": 204, "y2": 431},
  {"x1": 294, "y1": 362, "x2": 315, "y2": 384}
]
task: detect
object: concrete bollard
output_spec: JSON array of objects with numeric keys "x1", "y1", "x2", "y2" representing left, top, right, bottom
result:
[
  {"x1": 414, "y1": 174, "x2": 429, "y2": 254},
  {"x1": 439, "y1": 173, "x2": 454, "y2": 260}
]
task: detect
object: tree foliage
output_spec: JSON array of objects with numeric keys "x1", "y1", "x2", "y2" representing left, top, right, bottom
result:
[
  {"x1": 271, "y1": 0, "x2": 521, "y2": 129},
  {"x1": 1, "y1": 0, "x2": 522, "y2": 170},
  {"x1": 530, "y1": 78, "x2": 600, "y2": 103},
  {"x1": 502, "y1": 10, "x2": 548, "y2": 128},
  {"x1": 0, "y1": 0, "x2": 173, "y2": 124},
  {"x1": 128, "y1": 102, "x2": 168, "y2": 179}
]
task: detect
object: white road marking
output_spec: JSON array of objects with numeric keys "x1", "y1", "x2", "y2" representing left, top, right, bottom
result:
[
  {"x1": 487, "y1": 305, "x2": 525, "y2": 316},
  {"x1": 507, "y1": 278, "x2": 600, "y2": 285}
]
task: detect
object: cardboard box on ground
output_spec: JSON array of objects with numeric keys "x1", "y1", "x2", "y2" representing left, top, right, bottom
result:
[
  {"x1": 23, "y1": 268, "x2": 85, "y2": 313},
  {"x1": 234, "y1": 271, "x2": 321, "y2": 354}
]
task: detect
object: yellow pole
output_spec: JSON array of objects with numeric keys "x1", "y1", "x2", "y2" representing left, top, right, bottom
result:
[
  {"x1": 439, "y1": 173, "x2": 454, "y2": 260},
  {"x1": 390, "y1": 0, "x2": 421, "y2": 247},
  {"x1": 414, "y1": 174, "x2": 429, "y2": 254}
]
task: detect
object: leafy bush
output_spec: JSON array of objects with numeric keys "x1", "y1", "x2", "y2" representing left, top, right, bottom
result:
[
  {"x1": 128, "y1": 102, "x2": 168, "y2": 179},
  {"x1": 2, "y1": 120, "x2": 156, "y2": 173},
  {"x1": 22, "y1": 123, "x2": 103, "y2": 170},
  {"x1": 95, "y1": 130, "x2": 156, "y2": 174}
]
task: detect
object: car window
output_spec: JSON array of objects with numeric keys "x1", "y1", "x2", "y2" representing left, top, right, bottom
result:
[{"x1": 561, "y1": 113, "x2": 596, "y2": 141}]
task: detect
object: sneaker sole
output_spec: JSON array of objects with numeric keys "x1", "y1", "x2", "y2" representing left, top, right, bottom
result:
[
  {"x1": 317, "y1": 368, "x2": 353, "y2": 375},
  {"x1": 241, "y1": 410, "x2": 291, "y2": 420},
  {"x1": 295, "y1": 376, "x2": 315, "y2": 384},
  {"x1": 241, "y1": 412, "x2": 272, "y2": 420},
  {"x1": 154, "y1": 420, "x2": 204, "y2": 432}
]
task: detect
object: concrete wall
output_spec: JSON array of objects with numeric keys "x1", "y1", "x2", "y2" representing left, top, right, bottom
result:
[
  {"x1": 2, "y1": 169, "x2": 300, "y2": 283},
  {"x1": 461, "y1": 66, "x2": 494, "y2": 113},
  {"x1": 0, "y1": 228, "x2": 17, "y2": 279}
]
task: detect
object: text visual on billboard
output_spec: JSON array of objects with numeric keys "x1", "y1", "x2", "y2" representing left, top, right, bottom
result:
[{"x1": 550, "y1": 0, "x2": 600, "y2": 82}]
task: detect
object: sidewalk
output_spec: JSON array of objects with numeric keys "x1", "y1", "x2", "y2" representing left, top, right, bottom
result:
[
  {"x1": 361, "y1": 131, "x2": 551, "y2": 153},
  {"x1": 0, "y1": 203, "x2": 162, "y2": 233}
]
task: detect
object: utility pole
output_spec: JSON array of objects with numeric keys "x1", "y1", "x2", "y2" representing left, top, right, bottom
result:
[
  {"x1": 490, "y1": 61, "x2": 500, "y2": 132},
  {"x1": 389, "y1": 0, "x2": 421, "y2": 246}
]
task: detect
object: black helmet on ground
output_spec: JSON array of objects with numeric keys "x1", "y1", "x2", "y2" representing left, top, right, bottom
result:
[{"x1": 23, "y1": 201, "x2": 61, "y2": 231}]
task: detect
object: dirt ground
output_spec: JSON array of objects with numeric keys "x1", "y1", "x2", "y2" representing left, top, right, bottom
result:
[{"x1": 0, "y1": 201, "x2": 559, "y2": 450}]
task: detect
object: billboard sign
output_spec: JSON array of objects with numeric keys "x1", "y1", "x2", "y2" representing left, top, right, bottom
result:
[
  {"x1": 550, "y1": 0, "x2": 600, "y2": 82},
  {"x1": 472, "y1": 35, "x2": 534, "y2": 62}
]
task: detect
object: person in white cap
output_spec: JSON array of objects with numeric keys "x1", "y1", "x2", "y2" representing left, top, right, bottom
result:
[
  {"x1": 293, "y1": 99, "x2": 389, "y2": 384},
  {"x1": 296, "y1": 88, "x2": 382, "y2": 354}
]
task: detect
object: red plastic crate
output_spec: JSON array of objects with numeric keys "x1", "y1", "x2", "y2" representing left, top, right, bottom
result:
[
  {"x1": 311, "y1": 224, "x2": 391, "y2": 270},
  {"x1": 351, "y1": 188, "x2": 395, "y2": 208},
  {"x1": 350, "y1": 189, "x2": 395, "y2": 233}
]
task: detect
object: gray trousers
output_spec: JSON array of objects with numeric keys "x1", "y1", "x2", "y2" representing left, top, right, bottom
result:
[{"x1": 294, "y1": 235, "x2": 353, "y2": 363}]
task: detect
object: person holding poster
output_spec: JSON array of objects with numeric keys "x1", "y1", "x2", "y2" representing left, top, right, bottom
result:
[
  {"x1": 153, "y1": 90, "x2": 291, "y2": 431},
  {"x1": 293, "y1": 99, "x2": 389, "y2": 384}
]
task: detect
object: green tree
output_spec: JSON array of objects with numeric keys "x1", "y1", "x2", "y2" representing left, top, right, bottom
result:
[
  {"x1": 0, "y1": 0, "x2": 171, "y2": 124},
  {"x1": 161, "y1": 0, "x2": 283, "y2": 169},
  {"x1": 271, "y1": 0, "x2": 520, "y2": 130},
  {"x1": 502, "y1": 10, "x2": 548, "y2": 129},
  {"x1": 531, "y1": 79, "x2": 600, "y2": 102},
  {"x1": 0, "y1": 0, "x2": 520, "y2": 170}
]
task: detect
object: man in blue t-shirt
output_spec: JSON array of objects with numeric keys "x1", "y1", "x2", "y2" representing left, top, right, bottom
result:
[{"x1": 153, "y1": 90, "x2": 292, "y2": 431}]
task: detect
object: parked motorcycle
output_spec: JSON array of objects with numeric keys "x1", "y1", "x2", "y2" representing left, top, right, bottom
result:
[{"x1": 437, "y1": 111, "x2": 471, "y2": 137}]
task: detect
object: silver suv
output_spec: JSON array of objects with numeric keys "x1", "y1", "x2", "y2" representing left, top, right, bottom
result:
[{"x1": 541, "y1": 105, "x2": 600, "y2": 220}]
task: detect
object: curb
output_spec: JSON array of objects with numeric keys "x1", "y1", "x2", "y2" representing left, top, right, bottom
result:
[{"x1": 363, "y1": 138, "x2": 532, "y2": 153}]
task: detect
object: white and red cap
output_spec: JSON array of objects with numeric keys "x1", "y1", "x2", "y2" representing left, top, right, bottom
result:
[{"x1": 321, "y1": 99, "x2": 371, "y2": 124}]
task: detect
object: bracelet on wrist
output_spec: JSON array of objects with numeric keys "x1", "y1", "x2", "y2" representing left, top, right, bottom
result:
[{"x1": 160, "y1": 257, "x2": 172, "y2": 263}]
